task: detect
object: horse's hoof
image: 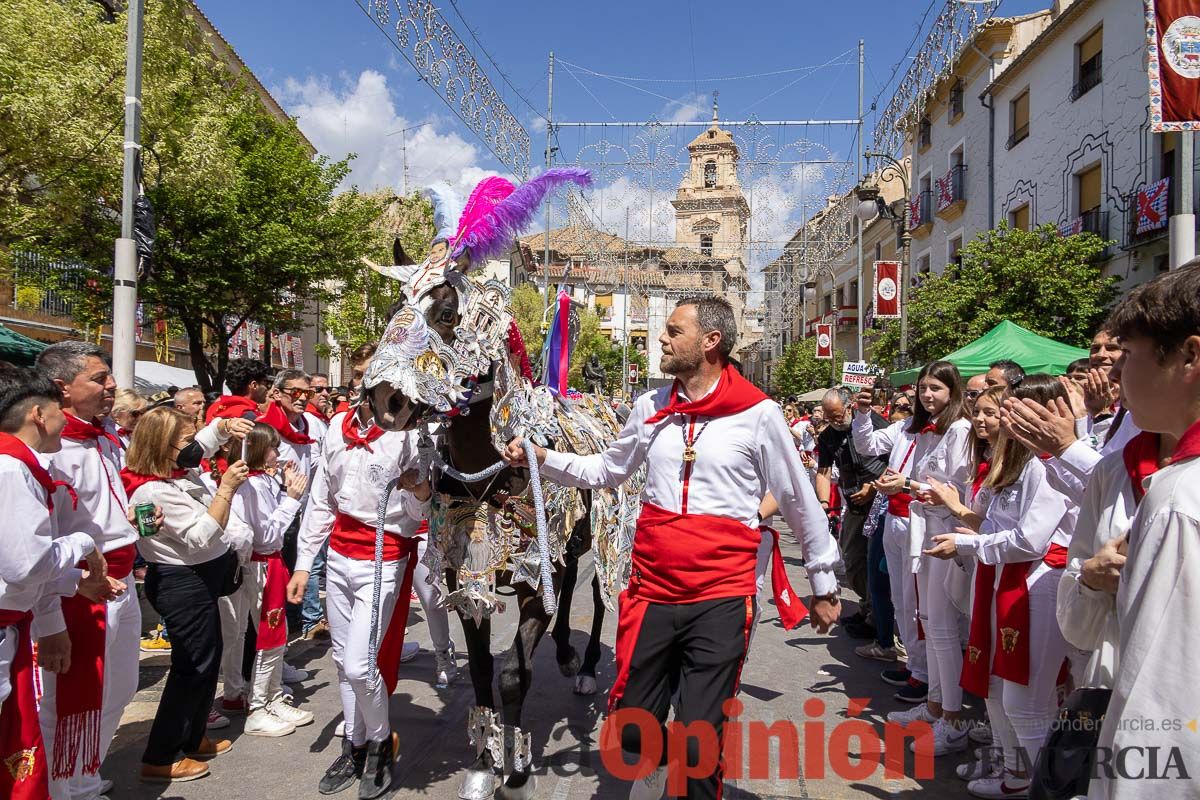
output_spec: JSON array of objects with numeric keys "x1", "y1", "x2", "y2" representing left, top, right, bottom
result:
[
  {"x1": 457, "y1": 767, "x2": 497, "y2": 800},
  {"x1": 574, "y1": 674, "x2": 597, "y2": 696},
  {"x1": 496, "y1": 772, "x2": 536, "y2": 800},
  {"x1": 557, "y1": 648, "x2": 581, "y2": 677}
]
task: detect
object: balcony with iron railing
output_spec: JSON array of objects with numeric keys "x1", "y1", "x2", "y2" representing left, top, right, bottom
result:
[
  {"x1": 1127, "y1": 186, "x2": 1173, "y2": 246},
  {"x1": 4, "y1": 251, "x2": 106, "y2": 322},
  {"x1": 910, "y1": 190, "x2": 934, "y2": 238},
  {"x1": 1006, "y1": 123, "x2": 1029, "y2": 150},
  {"x1": 936, "y1": 164, "x2": 968, "y2": 220},
  {"x1": 1071, "y1": 56, "x2": 1102, "y2": 102}
]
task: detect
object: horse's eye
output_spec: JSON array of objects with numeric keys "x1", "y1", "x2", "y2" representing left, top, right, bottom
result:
[{"x1": 439, "y1": 309, "x2": 454, "y2": 324}]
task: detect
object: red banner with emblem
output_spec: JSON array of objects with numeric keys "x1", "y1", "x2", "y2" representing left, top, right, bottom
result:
[
  {"x1": 1148, "y1": 0, "x2": 1200, "y2": 131},
  {"x1": 874, "y1": 261, "x2": 901, "y2": 319},
  {"x1": 815, "y1": 323, "x2": 833, "y2": 360}
]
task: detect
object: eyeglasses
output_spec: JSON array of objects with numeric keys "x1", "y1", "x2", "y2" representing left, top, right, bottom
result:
[
  {"x1": 964, "y1": 390, "x2": 982, "y2": 400},
  {"x1": 311, "y1": 386, "x2": 331, "y2": 394},
  {"x1": 282, "y1": 387, "x2": 314, "y2": 401},
  {"x1": 893, "y1": 403, "x2": 912, "y2": 412}
]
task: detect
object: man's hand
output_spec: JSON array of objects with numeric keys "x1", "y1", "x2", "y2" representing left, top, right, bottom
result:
[
  {"x1": 398, "y1": 468, "x2": 431, "y2": 501},
  {"x1": 1059, "y1": 377, "x2": 1088, "y2": 420},
  {"x1": 126, "y1": 504, "x2": 164, "y2": 531},
  {"x1": 38, "y1": 631, "x2": 71, "y2": 673},
  {"x1": 84, "y1": 549, "x2": 107, "y2": 581},
  {"x1": 923, "y1": 534, "x2": 959, "y2": 560},
  {"x1": 1080, "y1": 535, "x2": 1126, "y2": 594},
  {"x1": 222, "y1": 417, "x2": 255, "y2": 440},
  {"x1": 1001, "y1": 397, "x2": 1077, "y2": 458},
  {"x1": 854, "y1": 388, "x2": 872, "y2": 414},
  {"x1": 501, "y1": 437, "x2": 546, "y2": 468},
  {"x1": 809, "y1": 595, "x2": 841, "y2": 634},
  {"x1": 873, "y1": 470, "x2": 907, "y2": 497},
  {"x1": 848, "y1": 485, "x2": 874, "y2": 506},
  {"x1": 1083, "y1": 368, "x2": 1118, "y2": 419},
  {"x1": 287, "y1": 570, "x2": 310, "y2": 605}
]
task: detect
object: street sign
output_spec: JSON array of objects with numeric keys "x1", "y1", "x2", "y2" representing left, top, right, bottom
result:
[
  {"x1": 841, "y1": 361, "x2": 883, "y2": 389},
  {"x1": 627, "y1": 363, "x2": 639, "y2": 385}
]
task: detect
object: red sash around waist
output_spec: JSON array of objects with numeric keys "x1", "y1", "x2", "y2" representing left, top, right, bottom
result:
[
  {"x1": 960, "y1": 542, "x2": 1068, "y2": 698},
  {"x1": 0, "y1": 611, "x2": 49, "y2": 800},
  {"x1": 251, "y1": 552, "x2": 290, "y2": 651},
  {"x1": 629, "y1": 503, "x2": 760, "y2": 604},
  {"x1": 887, "y1": 492, "x2": 915, "y2": 518},
  {"x1": 330, "y1": 513, "x2": 408, "y2": 562}
]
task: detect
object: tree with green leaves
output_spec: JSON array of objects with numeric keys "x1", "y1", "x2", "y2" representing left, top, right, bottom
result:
[
  {"x1": 871, "y1": 223, "x2": 1119, "y2": 369},
  {"x1": 772, "y1": 340, "x2": 845, "y2": 396}
]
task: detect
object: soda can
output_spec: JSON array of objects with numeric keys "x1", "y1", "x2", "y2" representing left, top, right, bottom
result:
[{"x1": 134, "y1": 503, "x2": 158, "y2": 537}]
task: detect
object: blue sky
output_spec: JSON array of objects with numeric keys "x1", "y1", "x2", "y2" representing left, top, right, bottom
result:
[{"x1": 196, "y1": 0, "x2": 1048, "y2": 267}]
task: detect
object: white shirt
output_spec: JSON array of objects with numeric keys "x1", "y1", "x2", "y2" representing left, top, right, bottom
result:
[
  {"x1": 539, "y1": 380, "x2": 839, "y2": 597},
  {"x1": 1057, "y1": 449, "x2": 1131, "y2": 688},
  {"x1": 47, "y1": 418, "x2": 133, "y2": 555},
  {"x1": 231, "y1": 473, "x2": 302, "y2": 561},
  {"x1": 304, "y1": 411, "x2": 330, "y2": 443},
  {"x1": 0, "y1": 451, "x2": 96, "y2": 637},
  {"x1": 1052, "y1": 415, "x2": 1143, "y2": 503},
  {"x1": 953, "y1": 457, "x2": 1075, "y2": 565},
  {"x1": 296, "y1": 411, "x2": 429, "y2": 573},
  {"x1": 1092, "y1": 449, "x2": 1200, "y2": 799}
]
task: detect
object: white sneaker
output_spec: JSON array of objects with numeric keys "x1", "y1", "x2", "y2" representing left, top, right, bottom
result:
[
  {"x1": 909, "y1": 717, "x2": 970, "y2": 756},
  {"x1": 957, "y1": 750, "x2": 1003, "y2": 781},
  {"x1": 206, "y1": 708, "x2": 230, "y2": 730},
  {"x1": 244, "y1": 708, "x2": 295, "y2": 737},
  {"x1": 967, "y1": 773, "x2": 1029, "y2": 798},
  {"x1": 968, "y1": 720, "x2": 993, "y2": 745},
  {"x1": 98, "y1": 778, "x2": 114, "y2": 794},
  {"x1": 282, "y1": 663, "x2": 309, "y2": 684},
  {"x1": 335, "y1": 719, "x2": 346, "y2": 738},
  {"x1": 400, "y1": 641, "x2": 420, "y2": 663},
  {"x1": 887, "y1": 702, "x2": 936, "y2": 725},
  {"x1": 268, "y1": 697, "x2": 314, "y2": 727},
  {"x1": 434, "y1": 646, "x2": 457, "y2": 688},
  {"x1": 628, "y1": 765, "x2": 666, "y2": 800}
]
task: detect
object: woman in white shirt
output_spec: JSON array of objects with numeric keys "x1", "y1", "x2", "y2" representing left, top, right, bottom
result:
[
  {"x1": 926, "y1": 374, "x2": 1077, "y2": 798},
  {"x1": 121, "y1": 407, "x2": 250, "y2": 784}
]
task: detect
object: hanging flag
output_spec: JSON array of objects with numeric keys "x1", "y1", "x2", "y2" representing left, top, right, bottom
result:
[
  {"x1": 909, "y1": 195, "x2": 923, "y2": 228},
  {"x1": 935, "y1": 171, "x2": 954, "y2": 212},
  {"x1": 290, "y1": 334, "x2": 304, "y2": 369},
  {"x1": 874, "y1": 261, "x2": 902, "y2": 319},
  {"x1": 541, "y1": 289, "x2": 574, "y2": 395},
  {"x1": 1058, "y1": 217, "x2": 1083, "y2": 237},
  {"x1": 1147, "y1": 0, "x2": 1200, "y2": 132},
  {"x1": 1136, "y1": 177, "x2": 1171, "y2": 233},
  {"x1": 815, "y1": 323, "x2": 833, "y2": 360}
]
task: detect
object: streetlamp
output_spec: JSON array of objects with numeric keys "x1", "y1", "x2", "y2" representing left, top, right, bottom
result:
[{"x1": 855, "y1": 152, "x2": 912, "y2": 370}]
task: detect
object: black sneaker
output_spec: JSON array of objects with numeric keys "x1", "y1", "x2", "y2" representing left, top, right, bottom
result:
[
  {"x1": 319, "y1": 741, "x2": 366, "y2": 795},
  {"x1": 880, "y1": 667, "x2": 911, "y2": 687},
  {"x1": 358, "y1": 732, "x2": 398, "y2": 800},
  {"x1": 894, "y1": 677, "x2": 929, "y2": 704}
]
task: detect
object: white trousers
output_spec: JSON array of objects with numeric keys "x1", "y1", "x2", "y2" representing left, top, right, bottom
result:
[
  {"x1": 218, "y1": 564, "x2": 264, "y2": 700},
  {"x1": 917, "y1": 555, "x2": 963, "y2": 712},
  {"x1": 0, "y1": 624, "x2": 16, "y2": 708},
  {"x1": 882, "y1": 516, "x2": 931, "y2": 688},
  {"x1": 327, "y1": 549, "x2": 405, "y2": 746},
  {"x1": 414, "y1": 538, "x2": 450, "y2": 653},
  {"x1": 250, "y1": 645, "x2": 285, "y2": 712},
  {"x1": 983, "y1": 563, "x2": 1068, "y2": 774},
  {"x1": 39, "y1": 586, "x2": 141, "y2": 800}
]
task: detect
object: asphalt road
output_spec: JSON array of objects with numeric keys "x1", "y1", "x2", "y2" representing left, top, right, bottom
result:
[{"x1": 102, "y1": 530, "x2": 979, "y2": 799}]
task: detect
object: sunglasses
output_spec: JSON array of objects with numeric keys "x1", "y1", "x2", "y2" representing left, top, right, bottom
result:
[
  {"x1": 964, "y1": 390, "x2": 982, "y2": 400},
  {"x1": 282, "y1": 387, "x2": 315, "y2": 401},
  {"x1": 893, "y1": 403, "x2": 912, "y2": 411},
  {"x1": 311, "y1": 386, "x2": 331, "y2": 394}
]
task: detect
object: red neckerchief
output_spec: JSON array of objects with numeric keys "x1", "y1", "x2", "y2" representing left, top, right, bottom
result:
[
  {"x1": 61, "y1": 413, "x2": 122, "y2": 449},
  {"x1": 119, "y1": 468, "x2": 187, "y2": 497},
  {"x1": 1123, "y1": 431, "x2": 1161, "y2": 504},
  {"x1": 117, "y1": 427, "x2": 132, "y2": 438},
  {"x1": 341, "y1": 409, "x2": 384, "y2": 452},
  {"x1": 0, "y1": 432, "x2": 76, "y2": 511},
  {"x1": 305, "y1": 401, "x2": 323, "y2": 417},
  {"x1": 204, "y1": 395, "x2": 260, "y2": 424},
  {"x1": 644, "y1": 363, "x2": 768, "y2": 425},
  {"x1": 1169, "y1": 418, "x2": 1200, "y2": 465},
  {"x1": 971, "y1": 459, "x2": 991, "y2": 501},
  {"x1": 259, "y1": 402, "x2": 315, "y2": 445}
]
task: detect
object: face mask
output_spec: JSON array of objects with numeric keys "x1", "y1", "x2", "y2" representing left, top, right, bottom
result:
[{"x1": 175, "y1": 440, "x2": 204, "y2": 470}]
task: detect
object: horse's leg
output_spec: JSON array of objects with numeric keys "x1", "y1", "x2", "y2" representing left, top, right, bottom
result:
[
  {"x1": 447, "y1": 570, "x2": 501, "y2": 800},
  {"x1": 550, "y1": 552, "x2": 582, "y2": 677},
  {"x1": 495, "y1": 579, "x2": 558, "y2": 800},
  {"x1": 574, "y1": 572, "x2": 605, "y2": 696}
]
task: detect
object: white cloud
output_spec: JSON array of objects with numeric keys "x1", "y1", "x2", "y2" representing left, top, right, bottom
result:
[
  {"x1": 658, "y1": 92, "x2": 709, "y2": 124},
  {"x1": 274, "y1": 69, "x2": 505, "y2": 199}
]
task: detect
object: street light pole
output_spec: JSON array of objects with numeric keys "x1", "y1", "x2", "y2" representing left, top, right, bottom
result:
[
  {"x1": 111, "y1": 0, "x2": 145, "y2": 389},
  {"x1": 859, "y1": 151, "x2": 912, "y2": 370}
]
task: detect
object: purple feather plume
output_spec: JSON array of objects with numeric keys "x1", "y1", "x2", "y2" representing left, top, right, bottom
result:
[{"x1": 451, "y1": 167, "x2": 593, "y2": 262}]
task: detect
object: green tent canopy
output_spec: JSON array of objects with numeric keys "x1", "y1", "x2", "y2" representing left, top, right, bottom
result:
[
  {"x1": 0, "y1": 324, "x2": 48, "y2": 367},
  {"x1": 889, "y1": 321, "x2": 1088, "y2": 386}
]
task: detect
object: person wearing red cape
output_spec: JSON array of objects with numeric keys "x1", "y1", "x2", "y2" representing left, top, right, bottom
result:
[
  {"x1": 286, "y1": 400, "x2": 430, "y2": 800},
  {"x1": 504, "y1": 296, "x2": 841, "y2": 800}
]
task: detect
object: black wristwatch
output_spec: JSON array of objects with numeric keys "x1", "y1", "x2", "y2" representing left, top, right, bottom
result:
[{"x1": 813, "y1": 592, "x2": 839, "y2": 604}]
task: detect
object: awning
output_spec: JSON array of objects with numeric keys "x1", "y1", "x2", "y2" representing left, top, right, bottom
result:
[
  {"x1": 0, "y1": 324, "x2": 48, "y2": 366},
  {"x1": 134, "y1": 360, "x2": 203, "y2": 394},
  {"x1": 889, "y1": 321, "x2": 1089, "y2": 386}
]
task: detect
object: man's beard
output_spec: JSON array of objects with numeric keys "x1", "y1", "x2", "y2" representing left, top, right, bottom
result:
[{"x1": 660, "y1": 346, "x2": 702, "y2": 376}]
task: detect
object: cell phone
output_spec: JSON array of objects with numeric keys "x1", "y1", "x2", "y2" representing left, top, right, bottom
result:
[{"x1": 240, "y1": 437, "x2": 247, "y2": 464}]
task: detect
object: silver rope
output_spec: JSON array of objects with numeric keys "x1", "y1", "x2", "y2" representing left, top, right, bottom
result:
[{"x1": 368, "y1": 476, "x2": 400, "y2": 673}]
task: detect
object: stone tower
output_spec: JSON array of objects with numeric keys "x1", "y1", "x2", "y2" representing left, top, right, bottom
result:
[{"x1": 671, "y1": 95, "x2": 750, "y2": 261}]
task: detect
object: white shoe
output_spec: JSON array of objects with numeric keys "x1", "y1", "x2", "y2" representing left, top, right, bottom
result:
[
  {"x1": 909, "y1": 717, "x2": 970, "y2": 756},
  {"x1": 434, "y1": 647, "x2": 457, "y2": 688},
  {"x1": 268, "y1": 697, "x2": 314, "y2": 727},
  {"x1": 628, "y1": 765, "x2": 666, "y2": 800},
  {"x1": 887, "y1": 702, "x2": 936, "y2": 725},
  {"x1": 400, "y1": 641, "x2": 420, "y2": 663},
  {"x1": 335, "y1": 719, "x2": 346, "y2": 738},
  {"x1": 967, "y1": 773, "x2": 1029, "y2": 798},
  {"x1": 98, "y1": 779, "x2": 114, "y2": 794},
  {"x1": 968, "y1": 720, "x2": 993, "y2": 745},
  {"x1": 244, "y1": 708, "x2": 296, "y2": 737},
  {"x1": 957, "y1": 750, "x2": 1003, "y2": 781},
  {"x1": 282, "y1": 663, "x2": 309, "y2": 684}
]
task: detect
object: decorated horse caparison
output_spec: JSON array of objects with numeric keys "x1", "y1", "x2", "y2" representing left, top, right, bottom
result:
[{"x1": 361, "y1": 170, "x2": 641, "y2": 800}]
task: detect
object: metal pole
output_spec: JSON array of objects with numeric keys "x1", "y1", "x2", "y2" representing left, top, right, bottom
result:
[
  {"x1": 899, "y1": 208, "x2": 912, "y2": 370},
  {"x1": 543, "y1": 51, "x2": 554, "y2": 303},
  {"x1": 401, "y1": 127, "x2": 408, "y2": 195},
  {"x1": 1171, "y1": 131, "x2": 1196, "y2": 269},
  {"x1": 111, "y1": 0, "x2": 145, "y2": 389},
  {"x1": 622, "y1": 209, "x2": 629, "y2": 401},
  {"x1": 828, "y1": 269, "x2": 837, "y2": 386},
  {"x1": 856, "y1": 39, "x2": 865, "y2": 362}
]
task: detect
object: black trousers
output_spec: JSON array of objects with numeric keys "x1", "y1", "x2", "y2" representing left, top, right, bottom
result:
[
  {"x1": 839, "y1": 505, "x2": 871, "y2": 618},
  {"x1": 613, "y1": 595, "x2": 753, "y2": 800},
  {"x1": 142, "y1": 556, "x2": 226, "y2": 765}
]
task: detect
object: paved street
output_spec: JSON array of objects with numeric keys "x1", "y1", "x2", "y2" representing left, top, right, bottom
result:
[{"x1": 103, "y1": 530, "x2": 976, "y2": 799}]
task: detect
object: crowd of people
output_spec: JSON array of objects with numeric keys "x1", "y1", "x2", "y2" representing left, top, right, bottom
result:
[{"x1": 1, "y1": 262, "x2": 1198, "y2": 800}]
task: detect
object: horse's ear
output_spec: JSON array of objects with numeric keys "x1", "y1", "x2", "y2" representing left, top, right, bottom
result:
[{"x1": 394, "y1": 238, "x2": 415, "y2": 266}]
